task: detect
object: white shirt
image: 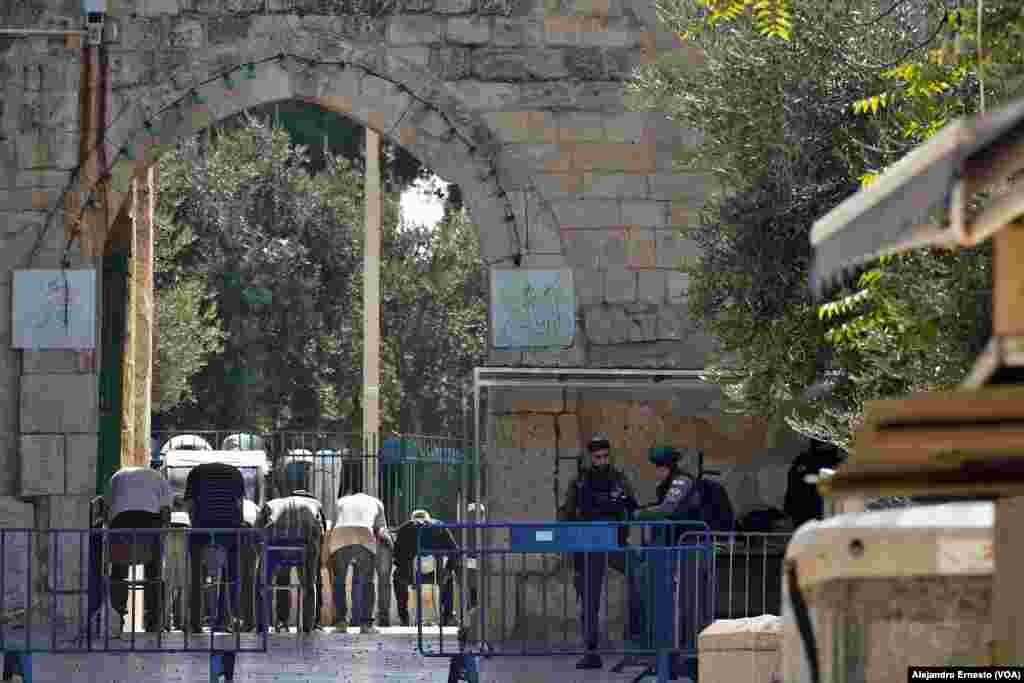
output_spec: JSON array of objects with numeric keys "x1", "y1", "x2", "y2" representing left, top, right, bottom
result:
[
  {"x1": 109, "y1": 467, "x2": 173, "y2": 520},
  {"x1": 329, "y1": 493, "x2": 387, "y2": 556}
]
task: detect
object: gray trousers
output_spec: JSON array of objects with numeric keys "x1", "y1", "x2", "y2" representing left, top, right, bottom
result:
[
  {"x1": 332, "y1": 545, "x2": 376, "y2": 626},
  {"x1": 376, "y1": 542, "x2": 393, "y2": 620}
]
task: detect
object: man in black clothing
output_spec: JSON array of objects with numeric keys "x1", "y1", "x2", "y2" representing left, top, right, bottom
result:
[
  {"x1": 184, "y1": 462, "x2": 246, "y2": 633},
  {"x1": 391, "y1": 510, "x2": 458, "y2": 627},
  {"x1": 559, "y1": 433, "x2": 638, "y2": 670}
]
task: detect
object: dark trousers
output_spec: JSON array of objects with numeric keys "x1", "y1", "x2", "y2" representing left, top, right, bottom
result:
[
  {"x1": 333, "y1": 545, "x2": 376, "y2": 626},
  {"x1": 239, "y1": 542, "x2": 258, "y2": 628},
  {"x1": 376, "y1": 543, "x2": 393, "y2": 621},
  {"x1": 394, "y1": 567, "x2": 454, "y2": 624},
  {"x1": 262, "y1": 540, "x2": 320, "y2": 631},
  {"x1": 189, "y1": 535, "x2": 241, "y2": 631},
  {"x1": 574, "y1": 552, "x2": 607, "y2": 651},
  {"x1": 109, "y1": 511, "x2": 164, "y2": 630}
]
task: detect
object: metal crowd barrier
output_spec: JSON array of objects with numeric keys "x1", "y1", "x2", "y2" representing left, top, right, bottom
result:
[
  {"x1": 414, "y1": 521, "x2": 716, "y2": 683},
  {"x1": 0, "y1": 527, "x2": 270, "y2": 682},
  {"x1": 710, "y1": 531, "x2": 792, "y2": 620}
]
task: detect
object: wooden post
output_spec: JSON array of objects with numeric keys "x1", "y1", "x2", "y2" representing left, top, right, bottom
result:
[{"x1": 363, "y1": 128, "x2": 381, "y2": 498}]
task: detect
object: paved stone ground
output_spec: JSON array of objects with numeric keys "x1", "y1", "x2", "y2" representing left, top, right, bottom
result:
[{"x1": 8, "y1": 628, "x2": 658, "y2": 683}]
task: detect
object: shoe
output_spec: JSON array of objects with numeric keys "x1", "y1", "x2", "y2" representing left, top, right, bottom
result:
[
  {"x1": 360, "y1": 624, "x2": 379, "y2": 634},
  {"x1": 334, "y1": 618, "x2": 349, "y2": 631},
  {"x1": 398, "y1": 614, "x2": 410, "y2": 627},
  {"x1": 377, "y1": 616, "x2": 390, "y2": 627},
  {"x1": 576, "y1": 653, "x2": 603, "y2": 670}
]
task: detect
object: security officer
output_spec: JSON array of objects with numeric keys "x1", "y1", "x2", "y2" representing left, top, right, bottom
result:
[{"x1": 559, "y1": 433, "x2": 638, "y2": 670}]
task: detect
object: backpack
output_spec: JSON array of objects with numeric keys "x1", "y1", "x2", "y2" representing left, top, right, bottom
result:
[{"x1": 673, "y1": 477, "x2": 736, "y2": 533}]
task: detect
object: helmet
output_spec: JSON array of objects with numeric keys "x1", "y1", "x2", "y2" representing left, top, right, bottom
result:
[
  {"x1": 587, "y1": 433, "x2": 611, "y2": 453},
  {"x1": 648, "y1": 446, "x2": 682, "y2": 467}
]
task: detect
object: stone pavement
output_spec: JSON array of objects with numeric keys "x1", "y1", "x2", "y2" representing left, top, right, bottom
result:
[{"x1": 11, "y1": 628, "x2": 656, "y2": 683}]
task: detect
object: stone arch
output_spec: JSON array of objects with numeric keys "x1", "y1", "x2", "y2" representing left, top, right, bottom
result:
[{"x1": 68, "y1": 42, "x2": 566, "y2": 269}]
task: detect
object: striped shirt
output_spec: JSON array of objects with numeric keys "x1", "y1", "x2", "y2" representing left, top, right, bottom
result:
[{"x1": 184, "y1": 462, "x2": 245, "y2": 528}]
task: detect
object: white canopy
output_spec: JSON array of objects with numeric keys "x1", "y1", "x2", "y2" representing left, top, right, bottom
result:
[{"x1": 162, "y1": 449, "x2": 270, "y2": 474}]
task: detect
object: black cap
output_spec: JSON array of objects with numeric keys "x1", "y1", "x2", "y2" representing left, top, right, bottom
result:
[{"x1": 587, "y1": 433, "x2": 611, "y2": 452}]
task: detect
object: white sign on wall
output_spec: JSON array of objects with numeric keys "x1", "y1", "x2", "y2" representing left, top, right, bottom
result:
[
  {"x1": 490, "y1": 267, "x2": 575, "y2": 349},
  {"x1": 12, "y1": 269, "x2": 97, "y2": 350}
]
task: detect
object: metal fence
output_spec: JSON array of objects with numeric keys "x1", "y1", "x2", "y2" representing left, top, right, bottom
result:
[
  {"x1": 0, "y1": 527, "x2": 270, "y2": 659},
  {"x1": 711, "y1": 532, "x2": 792, "y2": 620},
  {"x1": 413, "y1": 521, "x2": 716, "y2": 683},
  {"x1": 151, "y1": 430, "x2": 484, "y2": 528}
]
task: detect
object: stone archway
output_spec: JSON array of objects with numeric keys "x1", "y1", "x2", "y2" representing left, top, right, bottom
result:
[{"x1": 70, "y1": 44, "x2": 559, "y2": 270}]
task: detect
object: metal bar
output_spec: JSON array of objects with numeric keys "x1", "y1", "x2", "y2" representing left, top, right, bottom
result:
[{"x1": 0, "y1": 28, "x2": 85, "y2": 35}]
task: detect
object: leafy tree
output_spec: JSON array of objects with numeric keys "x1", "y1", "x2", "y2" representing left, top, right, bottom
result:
[
  {"x1": 154, "y1": 112, "x2": 485, "y2": 438},
  {"x1": 153, "y1": 217, "x2": 226, "y2": 414},
  {"x1": 629, "y1": 0, "x2": 1021, "y2": 448}
]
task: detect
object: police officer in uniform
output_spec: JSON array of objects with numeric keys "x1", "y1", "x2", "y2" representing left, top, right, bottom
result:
[{"x1": 560, "y1": 433, "x2": 638, "y2": 670}]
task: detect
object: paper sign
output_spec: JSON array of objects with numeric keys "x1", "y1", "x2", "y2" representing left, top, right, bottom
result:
[
  {"x1": 12, "y1": 270, "x2": 96, "y2": 350},
  {"x1": 491, "y1": 268, "x2": 575, "y2": 349}
]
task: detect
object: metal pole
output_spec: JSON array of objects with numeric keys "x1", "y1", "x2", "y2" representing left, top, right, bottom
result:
[
  {"x1": 0, "y1": 28, "x2": 85, "y2": 35},
  {"x1": 363, "y1": 127, "x2": 381, "y2": 498}
]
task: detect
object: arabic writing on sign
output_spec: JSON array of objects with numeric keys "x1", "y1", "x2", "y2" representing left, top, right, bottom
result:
[
  {"x1": 491, "y1": 268, "x2": 575, "y2": 349},
  {"x1": 12, "y1": 270, "x2": 96, "y2": 350}
]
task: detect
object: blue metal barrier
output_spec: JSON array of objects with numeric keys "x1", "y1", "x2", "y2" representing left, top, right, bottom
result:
[
  {"x1": 0, "y1": 527, "x2": 269, "y2": 682},
  {"x1": 414, "y1": 521, "x2": 715, "y2": 683}
]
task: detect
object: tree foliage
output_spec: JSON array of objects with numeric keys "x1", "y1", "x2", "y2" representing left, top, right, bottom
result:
[
  {"x1": 630, "y1": 0, "x2": 1022, "y2": 448},
  {"x1": 154, "y1": 113, "x2": 486, "y2": 435}
]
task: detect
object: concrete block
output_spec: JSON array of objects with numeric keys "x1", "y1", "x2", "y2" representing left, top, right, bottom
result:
[
  {"x1": 484, "y1": 111, "x2": 558, "y2": 144},
  {"x1": 550, "y1": 199, "x2": 620, "y2": 228},
  {"x1": 20, "y1": 373, "x2": 97, "y2": 434},
  {"x1": 583, "y1": 303, "x2": 628, "y2": 344},
  {"x1": 699, "y1": 616, "x2": 782, "y2": 683},
  {"x1": 446, "y1": 16, "x2": 493, "y2": 44},
  {"x1": 565, "y1": 47, "x2": 605, "y2": 80},
  {"x1": 20, "y1": 434, "x2": 65, "y2": 497},
  {"x1": 603, "y1": 112, "x2": 651, "y2": 144},
  {"x1": 656, "y1": 228, "x2": 699, "y2": 269},
  {"x1": 558, "y1": 413, "x2": 580, "y2": 450},
  {"x1": 656, "y1": 304, "x2": 685, "y2": 340},
  {"x1": 543, "y1": 16, "x2": 580, "y2": 46},
  {"x1": 522, "y1": 344, "x2": 586, "y2": 367},
  {"x1": 534, "y1": 173, "x2": 583, "y2": 198},
  {"x1": 501, "y1": 143, "x2": 571, "y2": 176},
  {"x1": 428, "y1": 45, "x2": 473, "y2": 80},
  {"x1": 649, "y1": 171, "x2": 718, "y2": 203},
  {"x1": 581, "y1": 173, "x2": 647, "y2": 198},
  {"x1": 579, "y1": 16, "x2": 634, "y2": 48},
  {"x1": 137, "y1": 0, "x2": 184, "y2": 15},
  {"x1": 388, "y1": 15, "x2": 444, "y2": 45},
  {"x1": 452, "y1": 81, "x2": 522, "y2": 110},
  {"x1": 492, "y1": 18, "x2": 525, "y2": 46},
  {"x1": 556, "y1": 112, "x2": 606, "y2": 143},
  {"x1": 668, "y1": 270, "x2": 689, "y2": 301},
  {"x1": 435, "y1": 0, "x2": 477, "y2": 12},
  {"x1": 472, "y1": 49, "x2": 570, "y2": 81},
  {"x1": 636, "y1": 269, "x2": 666, "y2": 303},
  {"x1": 603, "y1": 267, "x2": 636, "y2": 304},
  {"x1": 620, "y1": 199, "x2": 668, "y2": 228},
  {"x1": 389, "y1": 46, "x2": 432, "y2": 69},
  {"x1": 573, "y1": 142, "x2": 655, "y2": 173},
  {"x1": 65, "y1": 434, "x2": 98, "y2": 495},
  {"x1": 626, "y1": 307, "x2": 658, "y2": 342},
  {"x1": 561, "y1": 230, "x2": 604, "y2": 269},
  {"x1": 21, "y1": 351, "x2": 85, "y2": 375},
  {"x1": 626, "y1": 227, "x2": 656, "y2": 269},
  {"x1": 573, "y1": 267, "x2": 603, "y2": 305}
]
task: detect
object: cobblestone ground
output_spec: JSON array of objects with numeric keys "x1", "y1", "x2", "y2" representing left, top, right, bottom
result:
[{"x1": 11, "y1": 628, "x2": 654, "y2": 683}]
